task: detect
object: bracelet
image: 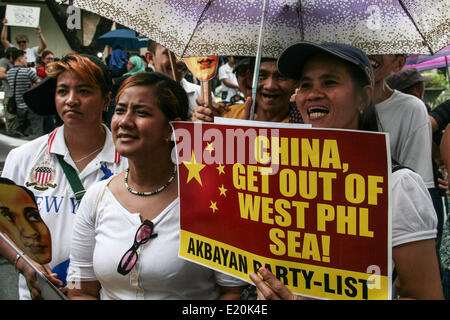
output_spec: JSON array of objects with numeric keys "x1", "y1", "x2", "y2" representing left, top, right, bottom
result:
[{"x1": 13, "y1": 253, "x2": 22, "y2": 272}]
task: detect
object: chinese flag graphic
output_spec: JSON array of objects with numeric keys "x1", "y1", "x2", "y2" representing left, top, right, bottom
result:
[{"x1": 173, "y1": 121, "x2": 392, "y2": 300}]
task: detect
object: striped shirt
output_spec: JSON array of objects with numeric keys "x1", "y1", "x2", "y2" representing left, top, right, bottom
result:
[{"x1": 6, "y1": 66, "x2": 38, "y2": 109}]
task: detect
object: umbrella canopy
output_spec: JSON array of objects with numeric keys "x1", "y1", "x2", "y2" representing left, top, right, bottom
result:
[
  {"x1": 75, "y1": 0, "x2": 448, "y2": 57},
  {"x1": 98, "y1": 29, "x2": 149, "y2": 49},
  {"x1": 405, "y1": 56, "x2": 449, "y2": 71},
  {"x1": 405, "y1": 45, "x2": 450, "y2": 71}
]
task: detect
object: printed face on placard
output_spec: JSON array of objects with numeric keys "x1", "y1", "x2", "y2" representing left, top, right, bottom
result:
[
  {"x1": 183, "y1": 56, "x2": 219, "y2": 81},
  {"x1": 0, "y1": 182, "x2": 51, "y2": 264}
]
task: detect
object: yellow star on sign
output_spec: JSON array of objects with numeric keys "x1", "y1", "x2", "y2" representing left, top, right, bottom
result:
[
  {"x1": 210, "y1": 201, "x2": 218, "y2": 213},
  {"x1": 183, "y1": 151, "x2": 206, "y2": 186},
  {"x1": 216, "y1": 163, "x2": 225, "y2": 175},
  {"x1": 218, "y1": 184, "x2": 227, "y2": 197},
  {"x1": 205, "y1": 142, "x2": 214, "y2": 154}
]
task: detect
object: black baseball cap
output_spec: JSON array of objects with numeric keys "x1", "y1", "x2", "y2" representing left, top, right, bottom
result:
[
  {"x1": 23, "y1": 54, "x2": 112, "y2": 116},
  {"x1": 386, "y1": 67, "x2": 432, "y2": 90},
  {"x1": 233, "y1": 56, "x2": 256, "y2": 73},
  {"x1": 278, "y1": 41, "x2": 375, "y2": 87}
]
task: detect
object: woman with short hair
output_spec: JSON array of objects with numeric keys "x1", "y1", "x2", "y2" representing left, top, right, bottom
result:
[
  {"x1": 0, "y1": 54, "x2": 127, "y2": 299},
  {"x1": 67, "y1": 72, "x2": 246, "y2": 300}
]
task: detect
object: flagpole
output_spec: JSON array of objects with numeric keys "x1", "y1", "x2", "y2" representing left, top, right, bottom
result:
[
  {"x1": 0, "y1": 232, "x2": 67, "y2": 300},
  {"x1": 249, "y1": 0, "x2": 270, "y2": 120},
  {"x1": 0, "y1": 232, "x2": 42, "y2": 274}
]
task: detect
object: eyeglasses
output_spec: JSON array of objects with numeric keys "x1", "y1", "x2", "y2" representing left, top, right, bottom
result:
[
  {"x1": 117, "y1": 220, "x2": 157, "y2": 275},
  {"x1": 17, "y1": 41, "x2": 27, "y2": 45}
]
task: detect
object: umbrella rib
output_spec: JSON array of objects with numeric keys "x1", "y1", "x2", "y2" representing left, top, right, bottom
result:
[
  {"x1": 398, "y1": 0, "x2": 434, "y2": 55},
  {"x1": 296, "y1": 0, "x2": 304, "y2": 41},
  {"x1": 181, "y1": 0, "x2": 213, "y2": 57}
]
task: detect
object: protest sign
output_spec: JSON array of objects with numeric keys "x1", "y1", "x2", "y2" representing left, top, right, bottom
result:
[
  {"x1": 0, "y1": 178, "x2": 51, "y2": 264},
  {"x1": 0, "y1": 178, "x2": 67, "y2": 300},
  {"x1": 173, "y1": 121, "x2": 392, "y2": 300},
  {"x1": 5, "y1": 5, "x2": 41, "y2": 28},
  {"x1": 183, "y1": 56, "x2": 219, "y2": 106},
  {"x1": 184, "y1": 56, "x2": 219, "y2": 81}
]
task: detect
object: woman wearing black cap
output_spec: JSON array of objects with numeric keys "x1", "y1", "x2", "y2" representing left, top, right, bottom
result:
[
  {"x1": 250, "y1": 42, "x2": 443, "y2": 300},
  {"x1": 0, "y1": 54, "x2": 128, "y2": 299}
]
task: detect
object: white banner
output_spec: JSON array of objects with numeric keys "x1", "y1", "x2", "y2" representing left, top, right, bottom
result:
[{"x1": 5, "y1": 5, "x2": 41, "y2": 28}]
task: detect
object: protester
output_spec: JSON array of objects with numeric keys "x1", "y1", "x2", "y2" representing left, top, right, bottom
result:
[
  {"x1": 144, "y1": 40, "x2": 214, "y2": 116},
  {"x1": 430, "y1": 99, "x2": 450, "y2": 135},
  {"x1": 105, "y1": 56, "x2": 146, "y2": 127},
  {"x1": 250, "y1": 42, "x2": 443, "y2": 300},
  {"x1": 218, "y1": 56, "x2": 240, "y2": 102},
  {"x1": 192, "y1": 57, "x2": 301, "y2": 123},
  {"x1": 430, "y1": 99, "x2": 450, "y2": 173},
  {"x1": 35, "y1": 50, "x2": 58, "y2": 134},
  {"x1": 387, "y1": 68, "x2": 448, "y2": 246},
  {"x1": 1, "y1": 18, "x2": 47, "y2": 66},
  {"x1": 0, "y1": 54, "x2": 128, "y2": 299},
  {"x1": 367, "y1": 53, "x2": 448, "y2": 257},
  {"x1": 368, "y1": 54, "x2": 435, "y2": 191},
  {"x1": 439, "y1": 125, "x2": 450, "y2": 299},
  {"x1": 430, "y1": 99, "x2": 450, "y2": 190},
  {"x1": 122, "y1": 55, "x2": 145, "y2": 76},
  {"x1": 0, "y1": 47, "x2": 21, "y2": 136},
  {"x1": 6, "y1": 49, "x2": 41, "y2": 137},
  {"x1": 386, "y1": 67, "x2": 432, "y2": 109},
  {"x1": 109, "y1": 46, "x2": 128, "y2": 77},
  {"x1": 233, "y1": 56, "x2": 255, "y2": 99},
  {"x1": 66, "y1": 72, "x2": 246, "y2": 299},
  {"x1": 36, "y1": 50, "x2": 54, "y2": 79}
]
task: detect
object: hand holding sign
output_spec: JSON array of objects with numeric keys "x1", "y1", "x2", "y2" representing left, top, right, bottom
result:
[{"x1": 250, "y1": 267, "x2": 301, "y2": 300}]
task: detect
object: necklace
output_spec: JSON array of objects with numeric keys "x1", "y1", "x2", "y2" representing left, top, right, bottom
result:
[
  {"x1": 124, "y1": 166, "x2": 177, "y2": 196},
  {"x1": 73, "y1": 145, "x2": 103, "y2": 163}
]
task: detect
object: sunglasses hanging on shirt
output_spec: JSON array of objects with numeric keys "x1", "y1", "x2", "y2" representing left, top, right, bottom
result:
[{"x1": 117, "y1": 220, "x2": 158, "y2": 276}]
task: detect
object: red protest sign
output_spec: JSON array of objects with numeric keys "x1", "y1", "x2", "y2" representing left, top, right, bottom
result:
[{"x1": 173, "y1": 121, "x2": 391, "y2": 300}]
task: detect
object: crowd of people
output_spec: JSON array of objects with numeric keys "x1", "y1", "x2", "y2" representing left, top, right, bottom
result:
[{"x1": 0, "y1": 17, "x2": 449, "y2": 301}]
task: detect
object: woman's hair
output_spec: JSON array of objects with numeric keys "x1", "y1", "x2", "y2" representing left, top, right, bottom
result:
[
  {"x1": 116, "y1": 72, "x2": 189, "y2": 121},
  {"x1": 344, "y1": 62, "x2": 379, "y2": 132},
  {"x1": 46, "y1": 54, "x2": 111, "y2": 97},
  {"x1": 41, "y1": 50, "x2": 54, "y2": 59}
]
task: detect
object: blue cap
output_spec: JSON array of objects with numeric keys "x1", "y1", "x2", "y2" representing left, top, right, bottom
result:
[{"x1": 278, "y1": 41, "x2": 374, "y2": 88}]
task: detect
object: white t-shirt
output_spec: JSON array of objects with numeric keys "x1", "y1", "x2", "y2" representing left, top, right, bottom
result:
[
  {"x1": 391, "y1": 168, "x2": 437, "y2": 247},
  {"x1": 376, "y1": 90, "x2": 434, "y2": 188},
  {"x1": 1, "y1": 125, "x2": 128, "y2": 299},
  {"x1": 25, "y1": 47, "x2": 39, "y2": 64},
  {"x1": 218, "y1": 63, "x2": 238, "y2": 102},
  {"x1": 10, "y1": 45, "x2": 39, "y2": 64},
  {"x1": 391, "y1": 168, "x2": 437, "y2": 298},
  {"x1": 181, "y1": 78, "x2": 215, "y2": 116},
  {"x1": 67, "y1": 168, "x2": 435, "y2": 300},
  {"x1": 67, "y1": 178, "x2": 246, "y2": 300}
]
